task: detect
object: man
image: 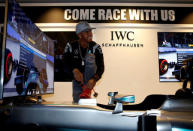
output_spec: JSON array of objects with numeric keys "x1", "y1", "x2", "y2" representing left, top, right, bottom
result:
[{"x1": 64, "y1": 21, "x2": 104, "y2": 103}]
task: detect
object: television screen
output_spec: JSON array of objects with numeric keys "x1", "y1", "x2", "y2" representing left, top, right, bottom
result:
[
  {"x1": 3, "y1": 0, "x2": 54, "y2": 98},
  {"x1": 158, "y1": 32, "x2": 193, "y2": 82}
]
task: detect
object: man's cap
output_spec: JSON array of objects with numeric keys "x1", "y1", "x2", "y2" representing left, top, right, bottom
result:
[{"x1": 76, "y1": 21, "x2": 95, "y2": 34}]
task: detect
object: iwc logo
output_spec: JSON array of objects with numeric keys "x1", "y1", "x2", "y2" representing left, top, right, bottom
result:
[
  {"x1": 101, "y1": 30, "x2": 144, "y2": 48},
  {"x1": 111, "y1": 31, "x2": 134, "y2": 41}
]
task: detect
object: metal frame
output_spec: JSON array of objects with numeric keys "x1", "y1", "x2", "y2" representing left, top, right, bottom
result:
[
  {"x1": 0, "y1": 0, "x2": 8, "y2": 99},
  {"x1": 0, "y1": 0, "x2": 192, "y2": 4},
  {"x1": 14, "y1": 0, "x2": 193, "y2": 4}
]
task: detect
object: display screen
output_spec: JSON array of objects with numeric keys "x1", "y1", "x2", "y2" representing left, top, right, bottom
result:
[
  {"x1": 158, "y1": 32, "x2": 193, "y2": 82},
  {"x1": 3, "y1": 0, "x2": 54, "y2": 98}
]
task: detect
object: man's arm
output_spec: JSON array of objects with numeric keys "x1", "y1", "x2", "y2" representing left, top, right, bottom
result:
[
  {"x1": 73, "y1": 68, "x2": 84, "y2": 84},
  {"x1": 64, "y1": 43, "x2": 83, "y2": 83},
  {"x1": 93, "y1": 44, "x2": 105, "y2": 81},
  {"x1": 86, "y1": 44, "x2": 104, "y2": 89}
]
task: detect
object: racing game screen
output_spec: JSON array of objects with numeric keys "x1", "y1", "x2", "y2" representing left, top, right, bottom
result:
[
  {"x1": 158, "y1": 32, "x2": 193, "y2": 82},
  {"x1": 3, "y1": 0, "x2": 54, "y2": 97}
]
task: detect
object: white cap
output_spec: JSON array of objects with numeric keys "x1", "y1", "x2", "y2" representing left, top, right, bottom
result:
[{"x1": 76, "y1": 21, "x2": 95, "y2": 34}]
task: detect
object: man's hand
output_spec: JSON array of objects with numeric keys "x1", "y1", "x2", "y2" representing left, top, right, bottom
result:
[
  {"x1": 73, "y1": 68, "x2": 83, "y2": 84},
  {"x1": 86, "y1": 78, "x2": 96, "y2": 90}
]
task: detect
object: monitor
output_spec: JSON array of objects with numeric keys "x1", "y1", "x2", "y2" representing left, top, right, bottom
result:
[
  {"x1": 158, "y1": 32, "x2": 193, "y2": 82},
  {"x1": 2, "y1": 0, "x2": 54, "y2": 99}
]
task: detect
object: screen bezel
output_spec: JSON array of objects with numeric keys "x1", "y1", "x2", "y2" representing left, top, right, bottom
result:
[{"x1": 0, "y1": 0, "x2": 8, "y2": 100}]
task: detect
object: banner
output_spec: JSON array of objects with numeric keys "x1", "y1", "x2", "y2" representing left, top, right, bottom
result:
[{"x1": 21, "y1": 6, "x2": 193, "y2": 24}]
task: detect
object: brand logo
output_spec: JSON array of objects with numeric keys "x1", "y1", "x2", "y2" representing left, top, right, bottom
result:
[
  {"x1": 111, "y1": 31, "x2": 134, "y2": 41},
  {"x1": 101, "y1": 30, "x2": 143, "y2": 48}
]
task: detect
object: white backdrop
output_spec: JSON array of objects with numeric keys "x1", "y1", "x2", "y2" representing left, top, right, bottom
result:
[{"x1": 39, "y1": 23, "x2": 193, "y2": 104}]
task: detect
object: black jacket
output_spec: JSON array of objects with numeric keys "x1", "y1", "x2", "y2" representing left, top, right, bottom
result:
[{"x1": 64, "y1": 40, "x2": 104, "y2": 81}]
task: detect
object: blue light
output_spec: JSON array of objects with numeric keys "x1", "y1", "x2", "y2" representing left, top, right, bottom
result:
[
  {"x1": 172, "y1": 127, "x2": 193, "y2": 131},
  {"x1": 7, "y1": 24, "x2": 20, "y2": 41},
  {"x1": 115, "y1": 95, "x2": 135, "y2": 103},
  {"x1": 158, "y1": 47, "x2": 176, "y2": 53},
  {"x1": 20, "y1": 43, "x2": 46, "y2": 60}
]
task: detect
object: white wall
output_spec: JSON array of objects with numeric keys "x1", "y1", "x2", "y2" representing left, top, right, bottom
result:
[
  {"x1": 43, "y1": 82, "x2": 72, "y2": 103},
  {"x1": 40, "y1": 23, "x2": 193, "y2": 104}
]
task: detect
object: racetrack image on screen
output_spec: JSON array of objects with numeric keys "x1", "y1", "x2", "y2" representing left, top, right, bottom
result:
[
  {"x1": 158, "y1": 32, "x2": 193, "y2": 82},
  {"x1": 3, "y1": 0, "x2": 54, "y2": 97}
]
